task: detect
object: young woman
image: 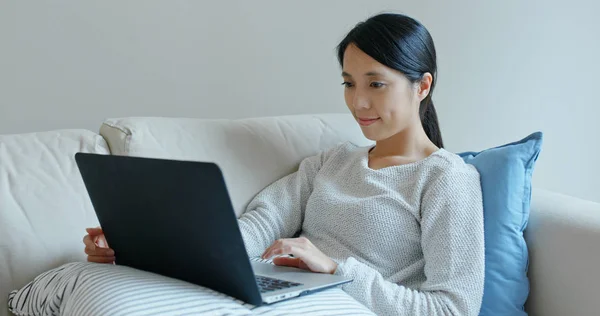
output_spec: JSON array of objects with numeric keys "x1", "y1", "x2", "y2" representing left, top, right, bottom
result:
[{"x1": 83, "y1": 13, "x2": 485, "y2": 315}]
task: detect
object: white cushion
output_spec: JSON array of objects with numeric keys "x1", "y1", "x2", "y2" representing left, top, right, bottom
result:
[
  {"x1": 0, "y1": 130, "x2": 110, "y2": 316},
  {"x1": 8, "y1": 261, "x2": 375, "y2": 316},
  {"x1": 99, "y1": 114, "x2": 371, "y2": 217}
]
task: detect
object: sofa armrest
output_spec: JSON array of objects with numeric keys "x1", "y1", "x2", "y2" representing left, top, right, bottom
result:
[{"x1": 525, "y1": 188, "x2": 600, "y2": 316}]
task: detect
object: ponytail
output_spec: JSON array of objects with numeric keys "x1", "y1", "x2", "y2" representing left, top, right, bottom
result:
[{"x1": 419, "y1": 96, "x2": 444, "y2": 148}]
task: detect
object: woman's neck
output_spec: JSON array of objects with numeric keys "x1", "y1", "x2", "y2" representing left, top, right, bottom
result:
[{"x1": 370, "y1": 124, "x2": 439, "y2": 160}]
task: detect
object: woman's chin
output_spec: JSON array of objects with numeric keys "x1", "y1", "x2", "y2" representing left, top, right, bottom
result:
[{"x1": 360, "y1": 130, "x2": 383, "y2": 142}]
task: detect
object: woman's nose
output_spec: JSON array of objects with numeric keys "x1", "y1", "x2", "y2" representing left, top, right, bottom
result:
[{"x1": 352, "y1": 90, "x2": 370, "y2": 110}]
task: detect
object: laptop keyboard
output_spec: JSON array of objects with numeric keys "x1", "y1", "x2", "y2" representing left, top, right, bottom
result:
[{"x1": 255, "y1": 275, "x2": 303, "y2": 293}]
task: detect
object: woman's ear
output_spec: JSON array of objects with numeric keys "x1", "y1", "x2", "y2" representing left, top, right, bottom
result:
[{"x1": 417, "y1": 73, "x2": 433, "y2": 101}]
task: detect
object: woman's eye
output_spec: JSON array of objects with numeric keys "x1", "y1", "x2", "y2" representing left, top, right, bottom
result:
[
  {"x1": 341, "y1": 82, "x2": 354, "y2": 88},
  {"x1": 370, "y1": 82, "x2": 385, "y2": 88}
]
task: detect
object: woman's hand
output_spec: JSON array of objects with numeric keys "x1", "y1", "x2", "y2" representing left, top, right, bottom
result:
[
  {"x1": 261, "y1": 237, "x2": 338, "y2": 274},
  {"x1": 83, "y1": 227, "x2": 115, "y2": 264}
]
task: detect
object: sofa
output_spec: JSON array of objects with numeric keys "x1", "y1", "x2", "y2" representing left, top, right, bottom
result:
[{"x1": 1, "y1": 113, "x2": 599, "y2": 316}]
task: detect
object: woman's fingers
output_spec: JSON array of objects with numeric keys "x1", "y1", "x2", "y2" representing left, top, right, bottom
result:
[
  {"x1": 262, "y1": 237, "x2": 336, "y2": 274},
  {"x1": 87, "y1": 255, "x2": 116, "y2": 264},
  {"x1": 83, "y1": 234, "x2": 95, "y2": 249},
  {"x1": 84, "y1": 226, "x2": 110, "y2": 246},
  {"x1": 261, "y1": 239, "x2": 282, "y2": 259},
  {"x1": 83, "y1": 227, "x2": 115, "y2": 264},
  {"x1": 83, "y1": 231, "x2": 113, "y2": 256},
  {"x1": 262, "y1": 239, "x2": 306, "y2": 259},
  {"x1": 262, "y1": 240, "x2": 283, "y2": 259},
  {"x1": 272, "y1": 257, "x2": 310, "y2": 270},
  {"x1": 94, "y1": 234, "x2": 109, "y2": 248},
  {"x1": 84, "y1": 245, "x2": 114, "y2": 256},
  {"x1": 86, "y1": 227, "x2": 103, "y2": 236}
]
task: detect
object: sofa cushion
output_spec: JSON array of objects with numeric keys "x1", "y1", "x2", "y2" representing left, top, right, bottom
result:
[
  {"x1": 0, "y1": 130, "x2": 109, "y2": 316},
  {"x1": 99, "y1": 114, "x2": 371, "y2": 217}
]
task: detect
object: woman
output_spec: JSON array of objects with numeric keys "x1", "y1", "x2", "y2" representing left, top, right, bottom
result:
[{"x1": 83, "y1": 13, "x2": 484, "y2": 315}]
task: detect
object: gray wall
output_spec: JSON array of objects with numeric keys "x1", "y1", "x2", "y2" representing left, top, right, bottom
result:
[{"x1": 1, "y1": 0, "x2": 598, "y2": 202}]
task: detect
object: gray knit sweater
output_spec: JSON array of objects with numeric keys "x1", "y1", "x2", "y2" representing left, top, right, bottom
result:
[{"x1": 238, "y1": 141, "x2": 485, "y2": 316}]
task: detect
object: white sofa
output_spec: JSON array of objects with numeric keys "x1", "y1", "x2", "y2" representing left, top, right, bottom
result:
[{"x1": 1, "y1": 113, "x2": 599, "y2": 316}]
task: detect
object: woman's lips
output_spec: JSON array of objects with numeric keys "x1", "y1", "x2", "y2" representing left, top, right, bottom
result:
[{"x1": 358, "y1": 118, "x2": 380, "y2": 126}]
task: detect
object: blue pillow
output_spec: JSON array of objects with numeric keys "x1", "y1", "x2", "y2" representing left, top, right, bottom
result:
[{"x1": 458, "y1": 132, "x2": 543, "y2": 316}]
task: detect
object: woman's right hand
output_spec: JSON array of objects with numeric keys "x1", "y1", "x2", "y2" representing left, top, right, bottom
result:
[{"x1": 83, "y1": 227, "x2": 115, "y2": 264}]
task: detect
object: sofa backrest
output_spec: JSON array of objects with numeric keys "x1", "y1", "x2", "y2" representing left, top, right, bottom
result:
[
  {"x1": 0, "y1": 130, "x2": 110, "y2": 316},
  {"x1": 99, "y1": 114, "x2": 372, "y2": 217}
]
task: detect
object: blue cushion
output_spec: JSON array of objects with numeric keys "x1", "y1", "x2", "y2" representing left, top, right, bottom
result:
[{"x1": 458, "y1": 132, "x2": 543, "y2": 316}]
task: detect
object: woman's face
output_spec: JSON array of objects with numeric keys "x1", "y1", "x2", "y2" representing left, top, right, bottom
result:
[{"x1": 342, "y1": 44, "x2": 424, "y2": 141}]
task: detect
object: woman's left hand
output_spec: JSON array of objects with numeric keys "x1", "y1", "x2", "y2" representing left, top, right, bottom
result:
[{"x1": 261, "y1": 237, "x2": 338, "y2": 274}]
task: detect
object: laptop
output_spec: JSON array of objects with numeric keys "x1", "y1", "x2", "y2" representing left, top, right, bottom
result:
[{"x1": 74, "y1": 152, "x2": 352, "y2": 306}]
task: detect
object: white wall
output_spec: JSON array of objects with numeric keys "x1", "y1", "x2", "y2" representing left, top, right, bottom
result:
[{"x1": 1, "y1": 0, "x2": 598, "y2": 202}]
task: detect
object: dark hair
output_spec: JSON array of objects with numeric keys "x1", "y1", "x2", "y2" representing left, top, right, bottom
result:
[{"x1": 337, "y1": 13, "x2": 444, "y2": 148}]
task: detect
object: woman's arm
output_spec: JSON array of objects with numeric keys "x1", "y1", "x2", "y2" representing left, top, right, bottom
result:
[
  {"x1": 237, "y1": 150, "x2": 328, "y2": 258},
  {"x1": 334, "y1": 168, "x2": 485, "y2": 316}
]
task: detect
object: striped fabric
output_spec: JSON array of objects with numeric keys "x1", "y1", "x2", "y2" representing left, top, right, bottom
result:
[{"x1": 8, "y1": 260, "x2": 374, "y2": 316}]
